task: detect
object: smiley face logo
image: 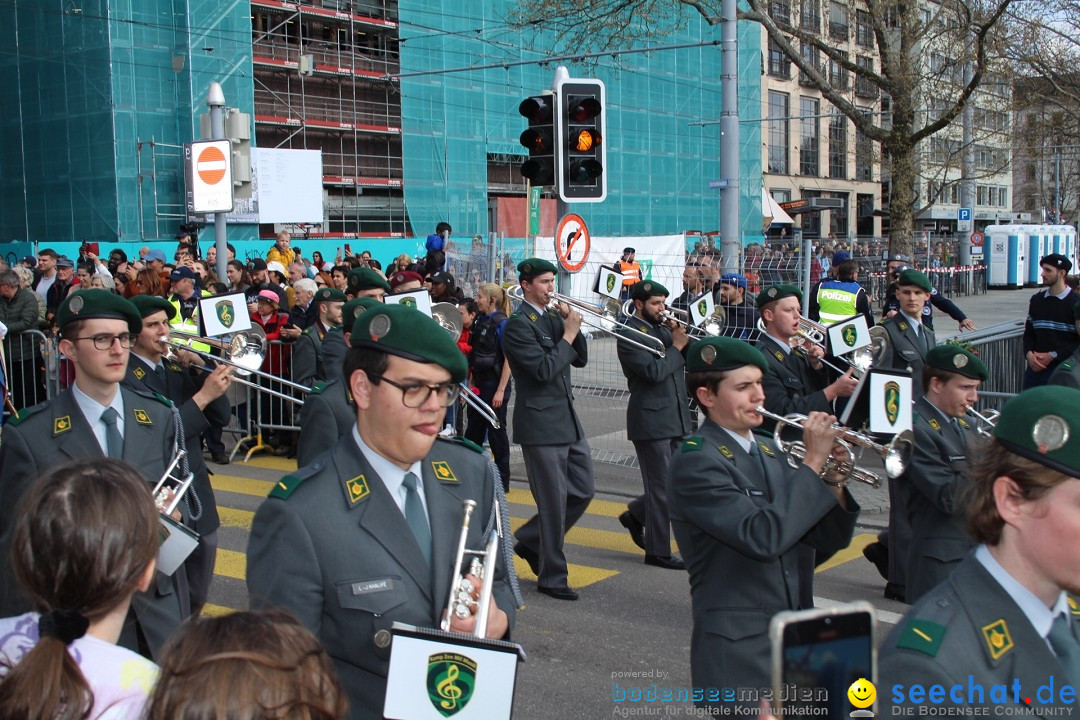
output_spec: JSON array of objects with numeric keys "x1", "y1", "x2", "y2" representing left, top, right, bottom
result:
[{"x1": 848, "y1": 678, "x2": 876, "y2": 709}]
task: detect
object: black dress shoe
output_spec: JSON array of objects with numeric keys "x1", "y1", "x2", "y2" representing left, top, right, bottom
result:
[
  {"x1": 211, "y1": 452, "x2": 230, "y2": 465},
  {"x1": 862, "y1": 541, "x2": 889, "y2": 580},
  {"x1": 618, "y1": 511, "x2": 646, "y2": 551},
  {"x1": 538, "y1": 586, "x2": 579, "y2": 601},
  {"x1": 514, "y1": 543, "x2": 540, "y2": 576},
  {"x1": 884, "y1": 582, "x2": 907, "y2": 603},
  {"x1": 644, "y1": 554, "x2": 686, "y2": 570}
]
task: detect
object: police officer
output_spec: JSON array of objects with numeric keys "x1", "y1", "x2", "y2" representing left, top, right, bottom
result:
[
  {"x1": 502, "y1": 257, "x2": 594, "y2": 601},
  {"x1": 0, "y1": 290, "x2": 191, "y2": 658},
  {"x1": 615, "y1": 280, "x2": 691, "y2": 570},
  {"x1": 292, "y1": 287, "x2": 346, "y2": 389},
  {"x1": 668, "y1": 337, "x2": 859, "y2": 711},
  {"x1": 717, "y1": 273, "x2": 759, "y2": 340},
  {"x1": 295, "y1": 297, "x2": 379, "y2": 467},
  {"x1": 808, "y1": 256, "x2": 874, "y2": 326},
  {"x1": 881, "y1": 386, "x2": 1080, "y2": 714},
  {"x1": 247, "y1": 304, "x2": 516, "y2": 720},
  {"x1": 899, "y1": 344, "x2": 987, "y2": 604},
  {"x1": 122, "y1": 294, "x2": 233, "y2": 613}
]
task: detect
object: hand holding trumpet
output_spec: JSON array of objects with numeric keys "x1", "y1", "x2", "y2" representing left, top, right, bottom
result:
[
  {"x1": 798, "y1": 412, "x2": 843, "y2": 476},
  {"x1": 440, "y1": 572, "x2": 509, "y2": 638}
]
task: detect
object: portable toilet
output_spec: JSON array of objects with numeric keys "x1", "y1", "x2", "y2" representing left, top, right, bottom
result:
[
  {"x1": 985, "y1": 224, "x2": 1026, "y2": 288},
  {"x1": 1026, "y1": 226, "x2": 1049, "y2": 286},
  {"x1": 1047, "y1": 224, "x2": 1078, "y2": 270}
]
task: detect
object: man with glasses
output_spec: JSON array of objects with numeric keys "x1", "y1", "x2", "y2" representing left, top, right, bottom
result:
[
  {"x1": 0, "y1": 289, "x2": 192, "y2": 659},
  {"x1": 248, "y1": 303, "x2": 516, "y2": 720}
]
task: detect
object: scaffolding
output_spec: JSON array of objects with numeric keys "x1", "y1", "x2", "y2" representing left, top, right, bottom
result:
[{"x1": 250, "y1": 0, "x2": 408, "y2": 237}]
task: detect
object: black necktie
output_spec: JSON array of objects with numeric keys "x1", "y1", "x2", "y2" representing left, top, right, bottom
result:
[{"x1": 100, "y1": 407, "x2": 123, "y2": 459}]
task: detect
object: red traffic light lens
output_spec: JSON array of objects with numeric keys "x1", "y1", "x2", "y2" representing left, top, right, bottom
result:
[
  {"x1": 519, "y1": 96, "x2": 553, "y2": 123},
  {"x1": 569, "y1": 98, "x2": 601, "y2": 122}
]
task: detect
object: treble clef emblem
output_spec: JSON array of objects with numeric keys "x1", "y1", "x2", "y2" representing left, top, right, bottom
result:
[{"x1": 437, "y1": 664, "x2": 462, "y2": 711}]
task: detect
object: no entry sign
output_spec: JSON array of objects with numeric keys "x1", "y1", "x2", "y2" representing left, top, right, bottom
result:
[{"x1": 186, "y1": 140, "x2": 234, "y2": 213}]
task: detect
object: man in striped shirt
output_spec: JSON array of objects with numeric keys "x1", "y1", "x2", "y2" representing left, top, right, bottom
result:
[{"x1": 1022, "y1": 253, "x2": 1080, "y2": 389}]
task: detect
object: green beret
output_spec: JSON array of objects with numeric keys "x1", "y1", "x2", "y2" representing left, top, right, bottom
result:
[
  {"x1": 350, "y1": 304, "x2": 467, "y2": 383},
  {"x1": 686, "y1": 336, "x2": 769, "y2": 373},
  {"x1": 630, "y1": 280, "x2": 669, "y2": 301},
  {"x1": 755, "y1": 284, "x2": 802, "y2": 310},
  {"x1": 129, "y1": 294, "x2": 176, "y2": 321},
  {"x1": 341, "y1": 297, "x2": 382, "y2": 331},
  {"x1": 925, "y1": 345, "x2": 988, "y2": 381},
  {"x1": 347, "y1": 267, "x2": 391, "y2": 294},
  {"x1": 517, "y1": 257, "x2": 558, "y2": 281},
  {"x1": 314, "y1": 287, "x2": 347, "y2": 304},
  {"x1": 897, "y1": 268, "x2": 932, "y2": 292},
  {"x1": 57, "y1": 290, "x2": 142, "y2": 336},
  {"x1": 993, "y1": 386, "x2": 1080, "y2": 477}
]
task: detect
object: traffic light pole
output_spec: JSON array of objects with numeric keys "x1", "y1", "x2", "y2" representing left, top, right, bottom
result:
[
  {"x1": 719, "y1": 0, "x2": 741, "y2": 274},
  {"x1": 554, "y1": 67, "x2": 572, "y2": 293},
  {"x1": 206, "y1": 82, "x2": 230, "y2": 283}
]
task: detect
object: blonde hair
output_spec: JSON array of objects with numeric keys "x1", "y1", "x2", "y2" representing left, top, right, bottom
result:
[{"x1": 478, "y1": 283, "x2": 510, "y2": 315}]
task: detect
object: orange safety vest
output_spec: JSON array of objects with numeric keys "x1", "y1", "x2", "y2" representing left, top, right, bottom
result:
[{"x1": 618, "y1": 260, "x2": 641, "y2": 286}]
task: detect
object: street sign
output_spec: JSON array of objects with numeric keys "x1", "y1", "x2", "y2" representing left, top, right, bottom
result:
[
  {"x1": 958, "y1": 208, "x2": 972, "y2": 221},
  {"x1": 186, "y1": 140, "x2": 234, "y2": 213},
  {"x1": 970, "y1": 231, "x2": 985, "y2": 246},
  {"x1": 708, "y1": 178, "x2": 729, "y2": 189},
  {"x1": 554, "y1": 213, "x2": 591, "y2": 272},
  {"x1": 971, "y1": 245, "x2": 984, "y2": 256}
]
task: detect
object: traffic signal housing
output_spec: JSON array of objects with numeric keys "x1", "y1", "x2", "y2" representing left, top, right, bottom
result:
[
  {"x1": 518, "y1": 95, "x2": 555, "y2": 187},
  {"x1": 556, "y1": 78, "x2": 607, "y2": 203}
]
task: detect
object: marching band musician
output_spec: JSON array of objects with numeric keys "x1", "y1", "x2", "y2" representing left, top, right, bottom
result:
[
  {"x1": 247, "y1": 304, "x2": 515, "y2": 720},
  {"x1": 615, "y1": 280, "x2": 691, "y2": 570},
  {"x1": 346, "y1": 266, "x2": 391, "y2": 302},
  {"x1": 881, "y1": 386, "x2": 1080, "y2": 714},
  {"x1": 0, "y1": 290, "x2": 193, "y2": 658},
  {"x1": 122, "y1": 295, "x2": 233, "y2": 615},
  {"x1": 292, "y1": 287, "x2": 347, "y2": 389},
  {"x1": 502, "y1": 258, "x2": 594, "y2": 601},
  {"x1": 898, "y1": 344, "x2": 987, "y2": 604},
  {"x1": 668, "y1": 336, "x2": 859, "y2": 711},
  {"x1": 296, "y1": 297, "x2": 380, "y2": 467}
]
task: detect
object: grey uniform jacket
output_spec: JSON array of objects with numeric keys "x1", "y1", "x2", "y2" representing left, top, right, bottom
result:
[
  {"x1": 881, "y1": 556, "x2": 1079, "y2": 717},
  {"x1": 616, "y1": 317, "x2": 691, "y2": 441},
  {"x1": 296, "y1": 379, "x2": 355, "y2": 467},
  {"x1": 899, "y1": 397, "x2": 979, "y2": 603},
  {"x1": 246, "y1": 434, "x2": 517, "y2": 720},
  {"x1": 0, "y1": 386, "x2": 190, "y2": 657},
  {"x1": 502, "y1": 306, "x2": 588, "y2": 445},
  {"x1": 756, "y1": 335, "x2": 832, "y2": 417},
  {"x1": 668, "y1": 420, "x2": 860, "y2": 699},
  {"x1": 879, "y1": 315, "x2": 936, "y2": 396},
  {"x1": 292, "y1": 324, "x2": 326, "y2": 389}
]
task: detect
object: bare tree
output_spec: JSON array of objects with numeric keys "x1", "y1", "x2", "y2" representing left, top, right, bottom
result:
[{"x1": 509, "y1": 0, "x2": 1017, "y2": 255}]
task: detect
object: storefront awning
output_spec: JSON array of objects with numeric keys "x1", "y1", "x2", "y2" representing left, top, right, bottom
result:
[{"x1": 763, "y1": 189, "x2": 795, "y2": 227}]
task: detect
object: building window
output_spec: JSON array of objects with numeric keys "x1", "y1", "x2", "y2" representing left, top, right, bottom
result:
[
  {"x1": 800, "y1": 43, "x2": 820, "y2": 86},
  {"x1": 1000, "y1": 187, "x2": 1008, "y2": 207},
  {"x1": 829, "y1": 110, "x2": 847, "y2": 179},
  {"x1": 977, "y1": 185, "x2": 987, "y2": 205},
  {"x1": 855, "y1": 126, "x2": 873, "y2": 181},
  {"x1": 770, "y1": 0, "x2": 791, "y2": 25},
  {"x1": 801, "y1": 0, "x2": 820, "y2": 31},
  {"x1": 800, "y1": 97, "x2": 819, "y2": 176},
  {"x1": 829, "y1": 51, "x2": 849, "y2": 89},
  {"x1": 768, "y1": 39, "x2": 791, "y2": 78},
  {"x1": 855, "y1": 56, "x2": 876, "y2": 98},
  {"x1": 855, "y1": 10, "x2": 874, "y2": 47},
  {"x1": 768, "y1": 91, "x2": 790, "y2": 174},
  {"x1": 829, "y1": 1, "x2": 849, "y2": 40}
]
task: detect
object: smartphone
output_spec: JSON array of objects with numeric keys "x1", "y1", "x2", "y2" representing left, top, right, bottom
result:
[
  {"x1": 344, "y1": 243, "x2": 352, "y2": 255},
  {"x1": 83, "y1": 242, "x2": 100, "y2": 257},
  {"x1": 770, "y1": 603, "x2": 875, "y2": 717}
]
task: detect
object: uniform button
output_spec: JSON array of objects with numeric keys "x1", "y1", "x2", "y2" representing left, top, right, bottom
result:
[{"x1": 373, "y1": 629, "x2": 391, "y2": 648}]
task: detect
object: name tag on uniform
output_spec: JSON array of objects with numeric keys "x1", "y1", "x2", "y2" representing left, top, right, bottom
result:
[
  {"x1": 744, "y1": 489, "x2": 765, "y2": 497},
  {"x1": 947, "y1": 455, "x2": 965, "y2": 462},
  {"x1": 353, "y1": 578, "x2": 395, "y2": 595}
]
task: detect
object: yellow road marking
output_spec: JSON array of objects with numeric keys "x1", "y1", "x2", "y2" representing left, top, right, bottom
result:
[
  {"x1": 201, "y1": 603, "x2": 235, "y2": 617},
  {"x1": 213, "y1": 474, "x2": 275, "y2": 498},
  {"x1": 815, "y1": 533, "x2": 876, "y2": 573},
  {"x1": 236, "y1": 455, "x2": 298, "y2": 471},
  {"x1": 505, "y1": 488, "x2": 632, "y2": 518},
  {"x1": 512, "y1": 558, "x2": 618, "y2": 588},
  {"x1": 214, "y1": 548, "x2": 247, "y2": 581},
  {"x1": 219, "y1": 506, "x2": 255, "y2": 529}
]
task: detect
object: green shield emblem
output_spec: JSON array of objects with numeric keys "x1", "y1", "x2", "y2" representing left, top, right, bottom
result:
[
  {"x1": 842, "y1": 325, "x2": 857, "y2": 348},
  {"x1": 401, "y1": 296, "x2": 417, "y2": 309},
  {"x1": 606, "y1": 273, "x2": 616, "y2": 293},
  {"x1": 427, "y1": 652, "x2": 477, "y2": 717},
  {"x1": 884, "y1": 381, "x2": 901, "y2": 425},
  {"x1": 697, "y1": 299, "x2": 707, "y2": 319},
  {"x1": 215, "y1": 299, "x2": 235, "y2": 329}
]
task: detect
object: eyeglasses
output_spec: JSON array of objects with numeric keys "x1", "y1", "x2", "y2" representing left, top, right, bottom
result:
[
  {"x1": 68, "y1": 333, "x2": 137, "y2": 350},
  {"x1": 367, "y1": 372, "x2": 460, "y2": 408}
]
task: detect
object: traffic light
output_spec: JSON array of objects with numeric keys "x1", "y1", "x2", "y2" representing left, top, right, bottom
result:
[
  {"x1": 518, "y1": 95, "x2": 555, "y2": 186},
  {"x1": 556, "y1": 78, "x2": 607, "y2": 203}
]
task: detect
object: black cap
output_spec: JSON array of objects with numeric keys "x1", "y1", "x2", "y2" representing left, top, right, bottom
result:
[
  {"x1": 247, "y1": 258, "x2": 268, "y2": 272},
  {"x1": 1041, "y1": 253, "x2": 1072, "y2": 272}
]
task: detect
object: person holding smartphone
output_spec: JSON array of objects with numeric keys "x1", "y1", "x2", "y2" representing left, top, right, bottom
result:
[
  {"x1": 881, "y1": 385, "x2": 1080, "y2": 714},
  {"x1": 668, "y1": 336, "x2": 859, "y2": 711}
]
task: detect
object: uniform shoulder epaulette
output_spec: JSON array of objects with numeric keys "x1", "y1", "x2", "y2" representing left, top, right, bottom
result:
[
  {"x1": 127, "y1": 385, "x2": 173, "y2": 407},
  {"x1": 269, "y1": 462, "x2": 322, "y2": 500},
  {"x1": 681, "y1": 436, "x2": 704, "y2": 452},
  {"x1": 303, "y1": 325, "x2": 316, "y2": 336},
  {"x1": 509, "y1": 311, "x2": 521, "y2": 318},
  {"x1": 6, "y1": 402, "x2": 47, "y2": 427},
  {"x1": 1062, "y1": 360, "x2": 1075, "y2": 372},
  {"x1": 152, "y1": 391, "x2": 173, "y2": 407},
  {"x1": 437, "y1": 436, "x2": 484, "y2": 454},
  {"x1": 309, "y1": 381, "x2": 327, "y2": 395},
  {"x1": 897, "y1": 618, "x2": 947, "y2": 657}
]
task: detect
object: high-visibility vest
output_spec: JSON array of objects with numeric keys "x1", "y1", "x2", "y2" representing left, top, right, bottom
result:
[
  {"x1": 618, "y1": 260, "x2": 641, "y2": 287},
  {"x1": 816, "y1": 280, "x2": 861, "y2": 325},
  {"x1": 168, "y1": 291, "x2": 212, "y2": 352}
]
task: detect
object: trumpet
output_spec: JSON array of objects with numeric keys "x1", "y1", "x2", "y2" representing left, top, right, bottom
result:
[
  {"x1": 442, "y1": 499, "x2": 501, "y2": 636},
  {"x1": 965, "y1": 405, "x2": 1000, "y2": 438},
  {"x1": 755, "y1": 407, "x2": 915, "y2": 487},
  {"x1": 620, "y1": 299, "x2": 725, "y2": 337},
  {"x1": 507, "y1": 285, "x2": 666, "y2": 357}
]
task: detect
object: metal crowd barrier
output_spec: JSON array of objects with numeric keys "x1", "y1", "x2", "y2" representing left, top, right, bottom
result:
[
  {"x1": 2, "y1": 329, "x2": 56, "y2": 420},
  {"x1": 939, "y1": 319, "x2": 1025, "y2": 409}
]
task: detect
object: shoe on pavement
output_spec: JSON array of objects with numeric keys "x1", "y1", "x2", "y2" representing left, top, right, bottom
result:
[
  {"x1": 618, "y1": 511, "x2": 646, "y2": 551},
  {"x1": 211, "y1": 452, "x2": 230, "y2": 465},
  {"x1": 644, "y1": 554, "x2": 686, "y2": 570},
  {"x1": 538, "y1": 586, "x2": 579, "y2": 601},
  {"x1": 513, "y1": 543, "x2": 540, "y2": 576}
]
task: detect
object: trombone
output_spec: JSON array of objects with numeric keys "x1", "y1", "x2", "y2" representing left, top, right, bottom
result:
[
  {"x1": 442, "y1": 499, "x2": 501, "y2": 636},
  {"x1": 965, "y1": 405, "x2": 1000, "y2": 439},
  {"x1": 620, "y1": 299, "x2": 724, "y2": 338},
  {"x1": 755, "y1": 318, "x2": 890, "y2": 379},
  {"x1": 507, "y1": 285, "x2": 666, "y2": 357},
  {"x1": 755, "y1": 407, "x2": 915, "y2": 487}
]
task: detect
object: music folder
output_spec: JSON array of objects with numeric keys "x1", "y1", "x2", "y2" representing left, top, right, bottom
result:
[{"x1": 384, "y1": 622, "x2": 526, "y2": 720}]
